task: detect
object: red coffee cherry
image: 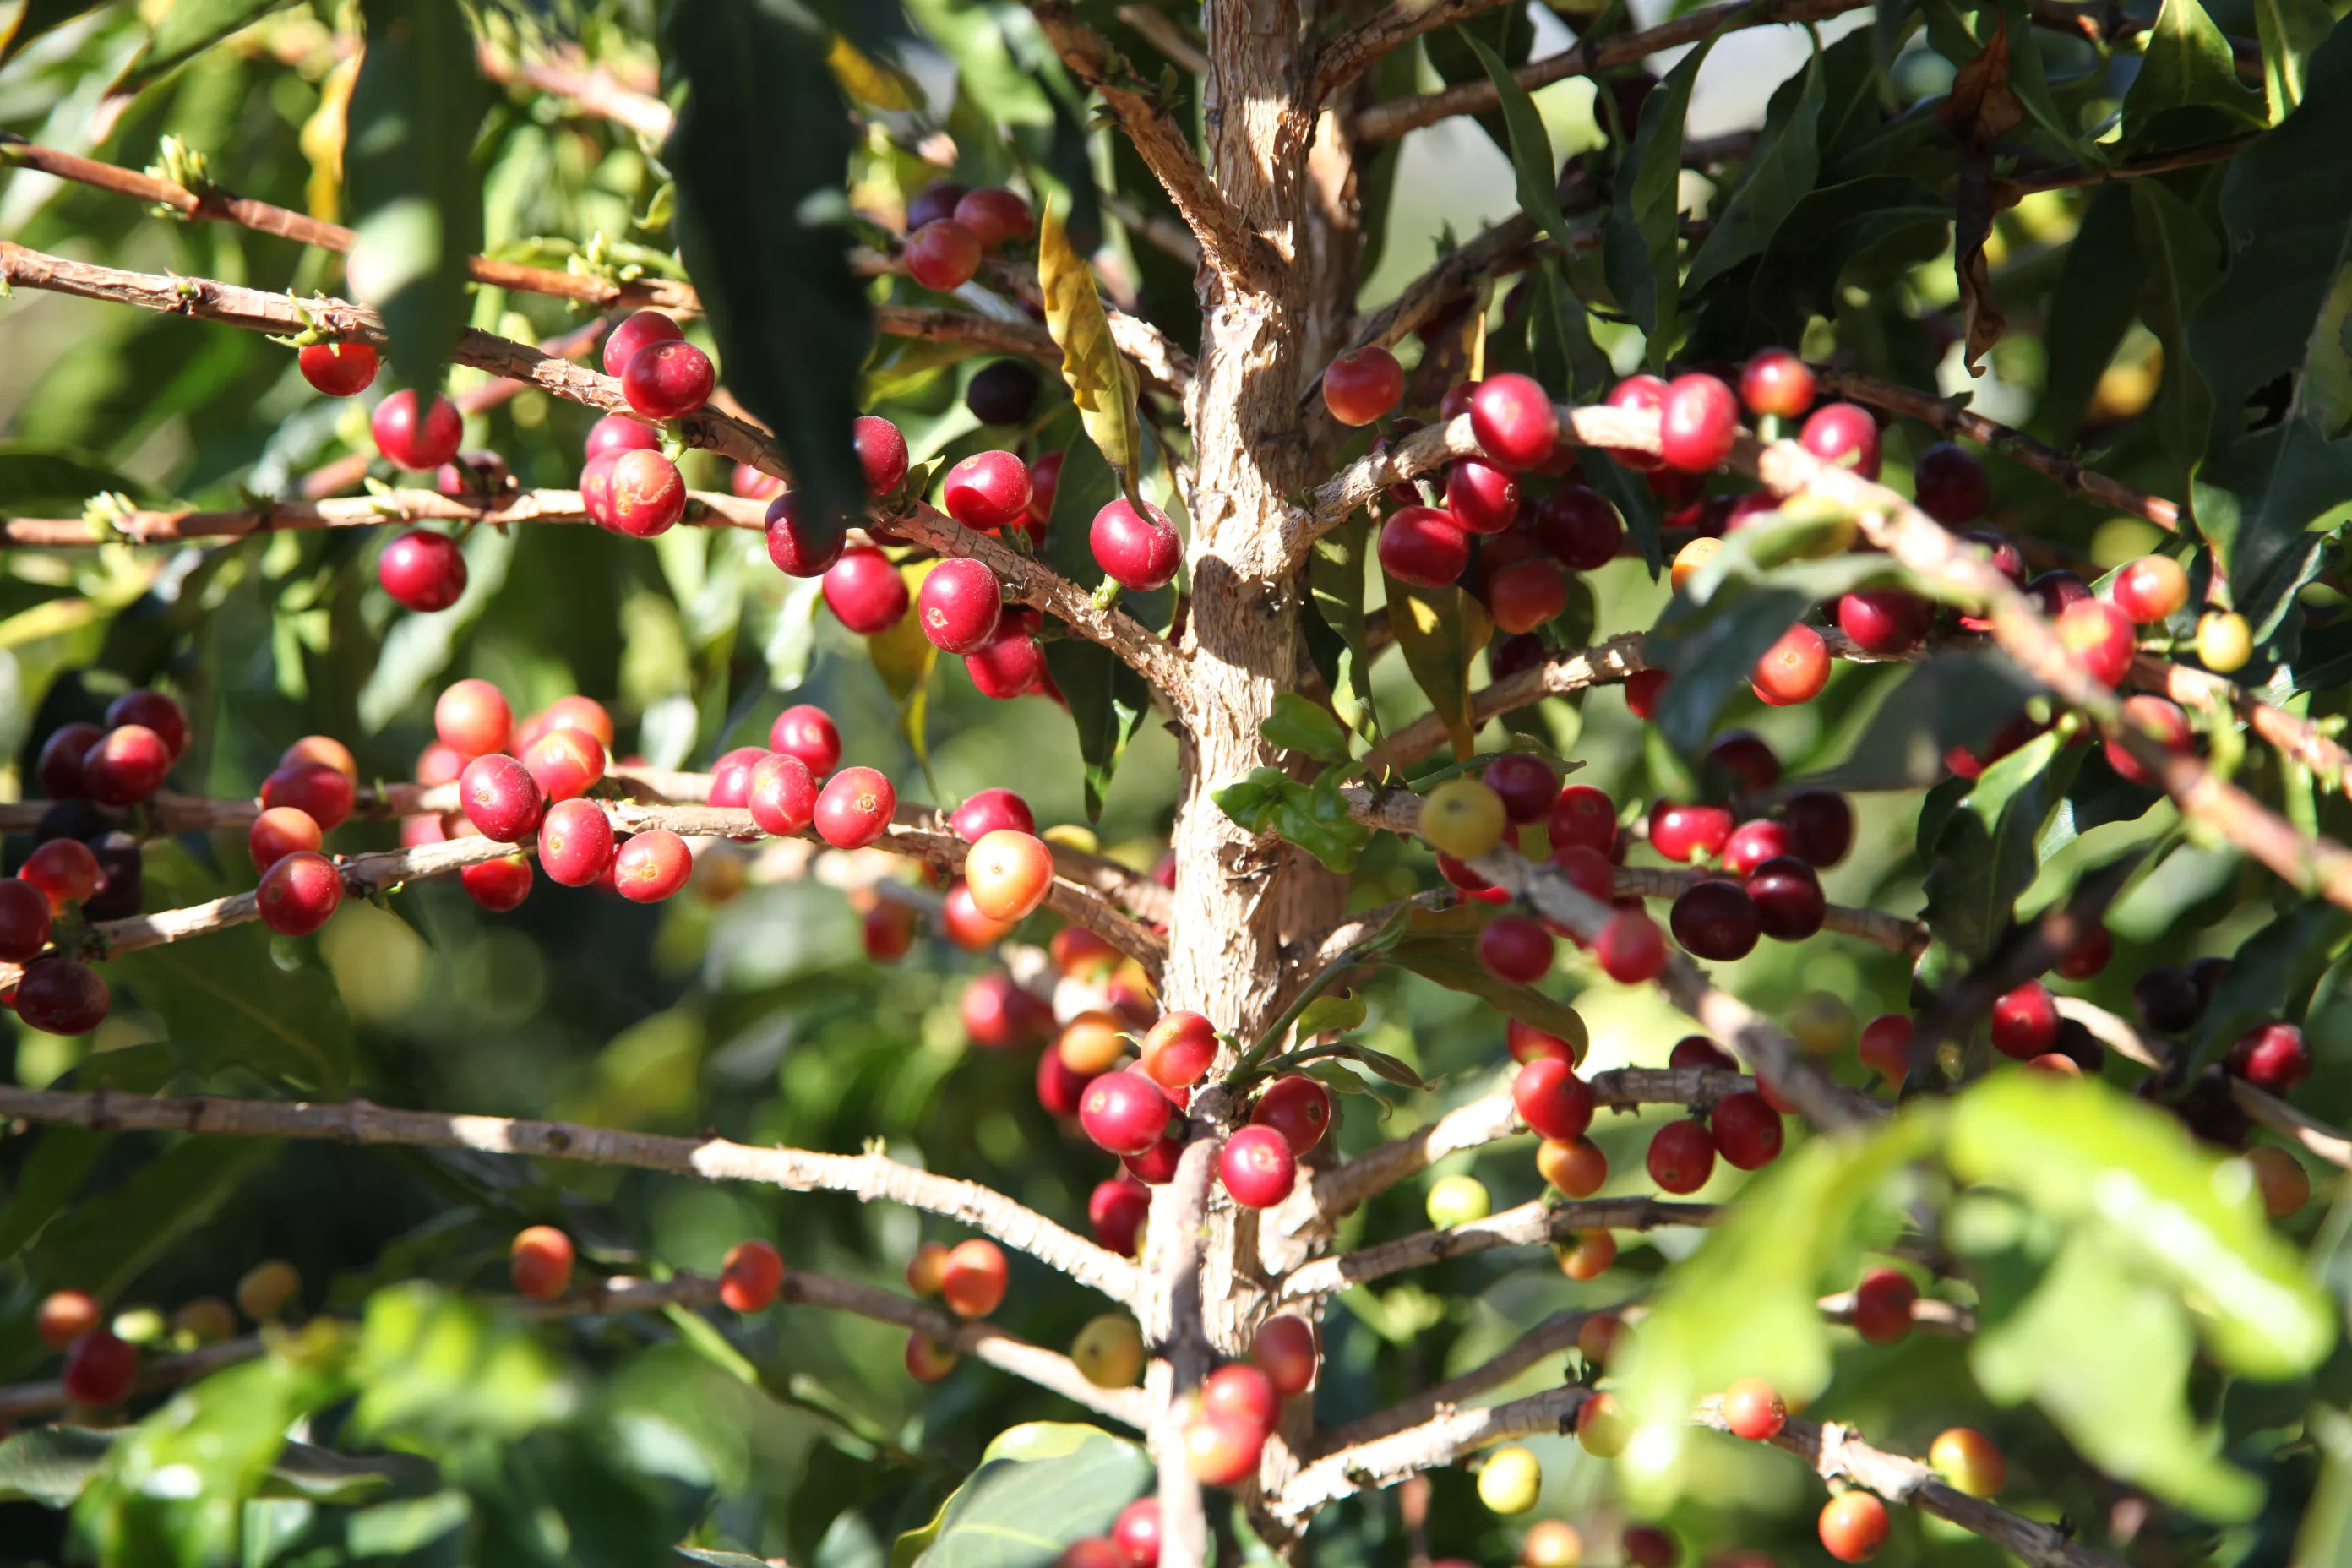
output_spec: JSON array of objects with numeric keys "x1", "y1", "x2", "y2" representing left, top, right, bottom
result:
[
  {"x1": 1739, "y1": 347, "x2": 1816, "y2": 419},
  {"x1": 298, "y1": 339, "x2": 378, "y2": 396},
  {"x1": 1507, "y1": 1018, "x2": 1578, "y2": 1065},
  {"x1": 371, "y1": 389, "x2": 464, "y2": 471},
  {"x1": 832, "y1": 417, "x2": 904, "y2": 506},
  {"x1": 378, "y1": 528, "x2": 469, "y2": 612},
  {"x1": 605, "y1": 449, "x2": 687, "y2": 537},
  {"x1": 702, "y1": 746, "x2": 765, "y2": 811},
  {"x1": 1533, "y1": 485, "x2": 1624, "y2": 572},
  {"x1": 770, "y1": 704, "x2": 842, "y2": 776},
  {"x1": 1818, "y1": 1494, "x2": 1889, "y2": 1564},
  {"x1": 2105, "y1": 695, "x2": 2193, "y2": 784},
  {"x1": 1485, "y1": 557, "x2": 1569, "y2": 636},
  {"x1": 1857, "y1": 1013, "x2": 1914, "y2": 1078},
  {"x1": 1089, "y1": 1178, "x2": 1150, "y2": 1257},
  {"x1": 1469, "y1": 372, "x2": 1560, "y2": 471},
  {"x1": 1251, "y1": 1075, "x2": 1333, "y2": 1155},
  {"x1": 1647, "y1": 1119, "x2": 1716, "y2": 1193},
  {"x1": 943, "y1": 450, "x2": 1034, "y2": 532},
  {"x1": 1478, "y1": 915, "x2": 1556, "y2": 983},
  {"x1": 1658, "y1": 373, "x2": 1740, "y2": 472},
  {"x1": 538, "y1": 798, "x2": 617, "y2": 886},
  {"x1": 1219, "y1": 1124, "x2": 1298, "y2": 1209},
  {"x1": 1720, "y1": 1375, "x2": 1786, "y2": 1440},
  {"x1": 1480, "y1": 754, "x2": 1559, "y2": 825},
  {"x1": 1721, "y1": 819, "x2": 1790, "y2": 877},
  {"x1": 1670, "y1": 1035, "x2": 1738, "y2": 1071},
  {"x1": 585, "y1": 413, "x2": 661, "y2": 461},
  {"x1": 1547, "y1": 784, "x2": 1616, "y2": 858},
  {"x1": 1602, "y1": 374, "x2": 1669, "y2": 471},
  {"x1": 35, "y1": 1288, "x2": 101, "y2": 1350},
  {"x1": 510, "y1": 1225, "x2": 575, "y2": 1298},
  {"x1": 1142, "y1": 1010, "x2": 1219, "y2": 1087},
  {"x1": 907, "y1": 180, "x2": 968, "y2": 231},
  {"x1": 1023, "y1": 449, "x2": 1064, "y2": 527},
  {"x1": 948, "y1": 787, "x2": 1035, "y2": 842},
  {"x1": 0, "y1": 877, "x2": 54, "y2": 961},
  {"x1": 1710, "y1": 1091, "x2": 1784, "y2": 1169},
  {"x1": 1251, "y1": 1315, "x2": 1317, "y2": 1398},
  {"x1": 256, "y1": 850, "x2": 343, "y2": 936},
  {"x1": 1851, "y1": 1267, "x2": 1917, "y2": 1343},
  {"x1": 579, "y1": 450, "x2": 623, "y2": 529},
  {"x1": 2111, "y1": 553, "x2": 2190, "y2": 623},
  {"x1": 1670, "y1": 879, "x2": 1761, "y2": 961},
  {"x1": 906, "y1": 218, "x2": 984, "y2": 290},
  {"x1": 260, "y1": 762, "x2": 356, "y2": 833},
  {"x1": 612, "y1": 829, "x2": 693, "y2": 902},
  {"x1": 963, "y1": 975, "x2": 1049, "y2": 1057},
  {"x1": 434, "y1": 678, "x2": 512, "y2": 759},
  {"x1": 824, "y1": 545, "x2": 911, "y2": 634},
  {"x1": 1091, "y1": 498, "x2": 1184, "y2": 591},
  {"x1": 1914, "y1": 440, "x2": 1988, "y2": 523},
  {"x1": 1081, "y1": 1070, "x2": 1176, "y2": 1156},
  {"x1": 2230, "y1": 1021, "x2": 2311, "y2": 1094},
  {"x1": 940, "y1": 1238, "x2": 1009, "y2": 1317},
  {"x1": 1989, "y1": 979, "x2": 2060, "y2": 1059},
  {"x1": 1797, "y1": 402, "x2": 1881, "y2": 479},
  {"x1": 106, "y1": 689, "x2": 188, "y2": 760},
  {"x1": 1625, "y1": 667, "x2": 1670, "y2": 720},
  {"x1": 1439, "y1": 851, "x2": 1510, "y2": 904},
  {"x1": 1377, "y1": 505, "x2": 1471, "y2": 587},
  {"x1": 1324, "y1": 346, "x2": 1405, "y2": 426},
  {"x1": 20, "y1": 839, "x2": 101, "y2": 911},
  {"x1": 1444, "y1": 459, "x2": 1521, "y2": 534},
  {"x1": 1548, "y1": 845, "x2": 1614, "y2": 909},
  {"x1": 1596, "y1": 909, "x2": 1668, "y2": 983},
  {"x1": 1702, "y1": 732, "x2": 1780, "y2": 796},
  {"x1": 621, "y1": 338, "x2": 715, "y2": 421},
  {"x1": 1649, "y1": 800, "x2": 1734, "y2": 864},
  {"x1": 1201, "y1": 1362, "x2": 1279, "y2": 1435},
  {"x1": 37, "y1": 721, "x2": 105, "y2": 798},
  {"x1": 1746, "y1": 856, "x2": 1825, "y2": 941},
  {"x1": 2057, "y1": 596, "x2": 2137, "y2": 688},
  {"x1": 1782, "y1": 789, "x2": 1853, "y2": 868},
  {"x1": 953, "y1": 186, "x2": 1033, "y2": 248},
  {"x1": 1752, "y1": 623, "x2": 1832, "y2": 705},
  {"x1": 732, "y1": 463, "x2": 784, "y2": 500},
  {"x1": 747, "y1": 753, "x2": 819, "y2": 837},
  {"x1": 1184, "y1": 1406, "x2": 1268, "y2": 1486},
  {"x1": 863, "y1": 899, "x2": 918, "y2": 961},
  {"x1": 1111, "y1": 1500, "x2": 1162, "y2": 1568},
  {"x1": 1622, "y1": 1527, "x2": 1678, "y2": 1568},
  {"x1": 815, "y1": 766, "x2": 896, "y2": 849},
  {"x1": 81, "y1": 725, "x2": 172, "y2": 806},
  {"x1": 942, "y1": 881, "x2": 1016, "y2": 950},
  {"x1": 1836, "y1": 588, "x2": 1931, "y2": 655},
  {"x1": 904, "y1": 1332, "x2": 959, "y2": 1382},
  {"x1": 966, "y1": 830, "x2": 1054, "y2": 922},
  {"x1": 62, "y1": 1328, "x2": 139, "y2": 1407},
  {"x1": 460, "y1": 754, "x2": 543, "y2": 843},
  {"x1": 602, "y1": 310, "x2": 683, "y2": 377},
  {"x1": 720, "y1": 1239, "x2": 785, "y2": 1312},
  {"x1": 917, "y1": 558, "x2": 1004, "y2": 655},
  {"x1": 1124, "y1": 1129, "x2": 1186, "y2": 1185},
  {"x1": 1513, "y1": 1058, "x2": 1596, "y2": 1141},
  {"x1": 966, "y1": 613, "x2": 1046, "y2": 699},
  {"x1": 523, "y1": 727, "x2": 605, "y2": 804},
  {"x1": 14, "y1": 955, "x2": 109, "y2": 1034}
]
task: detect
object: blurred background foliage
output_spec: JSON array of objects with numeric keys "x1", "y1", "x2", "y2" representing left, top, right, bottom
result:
[{"x1": 0, "y1": 0, "x2": 2349, "y2": 1565}]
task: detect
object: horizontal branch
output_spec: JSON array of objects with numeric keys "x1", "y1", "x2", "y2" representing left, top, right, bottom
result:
[
  {"x1": 2054, "y1": 998, "x2": 2352, "y2": 1170},
  {"x1": 1614, "y1": 865, "x2": 1930, "y2": 956},
  {"x1": 0, "y1": 486, "x2": 761, "y2": 547},
  {"x1": 476, "y1": 44, "x2": 675, "y2": 142},
  {"x1": 1309, "y1": 1065, "x2": 1756, "y2": 1219},
  {"x1": 1315, "y1": 0, "x2": 1515, "y2": 101},
  {"x1": 0, "y1": 1086, "x2": 1142, "y2": 1302},
  {"x1": 2141, "y1": 656, "x2": 2352, "y2": 803},
  {"x1": 0, "y1": 1268, "x2": 1150, "y2": 1429},
  {"x1": 1266, "y1": 1384, "x2": 1590, "y2": 1530},
  {"x1": 1352, "y1": 0, "x2": 1871, "y2": 141},
  {"x1": 874, "y1": 302, "x2": 1064, "y2": 363},
  {"x1": 0, "y1": 242, "x2": 1183, "y2": 691},
  {"x1": 1306, "y1": 1304, "x2": 1614, "y2": 1456},
  {"x1": 1277, "y1": 1194, "x2": 1719, "y2": 1303},
  {"x1": 1028, "y1": 2, "x2": 1278, "y2": 291},
  {"x1": 1694, "y1": 1404, "x2": 2125, "y2": 1568},
  {"x1": 1814, "y1": 369, "x2": 2180, "y2": 532}
]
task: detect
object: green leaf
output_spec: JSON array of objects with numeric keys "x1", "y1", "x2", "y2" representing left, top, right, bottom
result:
[
  {"x1": 2186, "y1": 902, "x2": 2352, "y2": 1072},
  {"x1": 1920, "y1": 728, "x2": 2082, "y2": 962},
  {"x1": 1211, "y1": 768, "x2": 1373, "y2": 874},
  {"x1": 1526, "y1": 259, "x2": 1611, "y2": 403},
  {"x1": 350, "y1": 1283, "x2": 574, "y2": 1443},
  {"x1": 1260, "y1": 693, "x2": 1351, "y2": 764},
  {"x1": 1383, "y1": 580, "x2": 1491, "y2": 762},
  {"x1": 893, "y1": 1424, "x2": 1148, "y2": 1568},
  {"x1": 1037, "y1": 200, "x2": 1141, "y2": 500},
  {"x1": 1602, "y1": 22, "x2": 1727, "y2": 351},
  {"x1": 2121, "y1": 0, "x2": 2268, "y2": 154},
  {"x1": 1311, "y1": 1040, "x2": 1428, "y2": 1090},
  {"x1": 1457, "y1": 28, "x2": 1574, "y2": 259},
  {"x1": 0, "y1": 442, "x2": 150, "y2": 509},
  {"x1": 0, "y1": 0, "x2": 106, "y2": 65},
  {"x1": 1690, "y1": 175, "x2": 1948, "y2": 357},
  {"x1": 31, "y1": 1138, "x2": 279, "y2": 1303},
  {"x1": 346, "y1": 0, "x2": 486, "y2": 389},
  {"x1": 1387, "y1": 933, "x2": 1587, "y2": 1053},
  {"x1": 668, "y1": 0, "x2": 872, "y2": 536},
  {"x1": 1615, "y1": 1108, "x2": 1946, "y2": 1510},
  {"x1": 106, "y1": 920, "x2": 355, "y2": 1095},
  {"x1": 2188, "y1": 24, "x2": 2352, "y2": 606},
  {"x1": 1801, "y1": 653, "x2": 2044, "y2": 793},
  {"x1": 1309, "y1": 517, "x2": 1380, "y2": 743},
  {"x1": 0, "y1": 1426, "x2": 115, "y2": 1507},
  {"x1": 2130, "y1": 179, "x2": 2225, "y2": 498},
  {"x1": 0, "y1": 1126, "x2": 103, "y2": 1263},
  {"x1": 2039, "y1": 185, "x2": 2143, "y2": 443},
  {"x1": 1293, "y1": 988, "x2": 1369, "y2": 1040},
  {"x1": 2252, "y1": 0, "x2": 2334, "y2": 117},
  {"x1": 1683, "y1": 41, "x2": 1827, "y2": 295},
  {"x1": 119, "y1": 0, "x2": 302, "y2": 91}
]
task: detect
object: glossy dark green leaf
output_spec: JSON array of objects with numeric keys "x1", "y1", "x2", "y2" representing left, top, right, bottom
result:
[
  {"x1": 2187, "y1": 24, "x2": 2352, "y2": 603},
  {"x1": 1211, "y1": 767, "x2": 1372, "y2": 873},
  {"x1": 1458, "y1": 28, "x2": 1574, "y2": 259},
  {"x1": 2186, "y1": 902, "x2": 2352, "y2": 1072},
  {"x1": 2120, "y1": 0, "x2": 2268, "y2": 153},
  {"x1": 119, "y1": 0, "x2": 303, "y2": 90},
  {"x1": 2251, "y1": 0, "x2": 2334, "y2": 117},
  {"x1": 1694, "y1": 175, "x2": 1947, "y2": 352},
  {"x1": 668, "y1": 0, "x2": 871, "y2": 535},
  {"x1": 1526, "y1": 259, "x2": 1611, "y2": 403},
  {"x1": 1684, "y1": 42, "x2": 1826, "y2": 295},
  {"x1": 0, "y1": 1125, "x2": 103, "y2": 1263},
  {"x1": 107, "y1": 921, "x2": 355, "y2": 1095},
  {"x1": 1387, "y1": 934, "x2": 1587, "y2": 1049},
  {"x1": 1039, "y1": 439, "x2": 1167, "y2": 818},
  {"x1": 893, "y1": 1423, "x2": 1148, "y2": 1568},
  {"x1": 1260, "y1": 693, "x2": 1350, "y2": 764},
  {"x1": 30, "y1": 1137, "x2": 279, "y2": 1301},
  {"x1": 2130, "y1": 180, "x2": 2224, "y2": 498},
  {"x1": 1383, "y1": 579, "x2": 1490, "y2": 761},
  {"x1": 346, "y1": 0, "x2": 486, "y2": 389},
  {"x1": 1799, "y1": 652, "x2": 2043, "y2": 793},
  {"x1": 1603, "y1": 24, "x2": 1725, "y2": 351},
  {"x1": 1919, "y1": 728, "x2": 2082, "y2": 961},
  {"x1": 1313, "y1": 1040, "x2": 1428, "y2": 1090},
  {"x1": 1309, "y1": 517, "x2": 1380, "y2": 742},
  {"x1": 2039, "y1": 185, "x2": 2142, "y2": 442}
]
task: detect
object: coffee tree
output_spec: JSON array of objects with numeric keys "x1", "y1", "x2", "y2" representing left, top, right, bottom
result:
[{"x1": 0, "y1": 0, "x2": 2347, "y2": 1563}]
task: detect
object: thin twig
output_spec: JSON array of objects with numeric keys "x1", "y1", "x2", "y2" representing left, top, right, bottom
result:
[
  {"x1": 476, "y1": 45, "x2": 674, "y2": 141},
  {"x1": 1315, "y1": 0, "x2": 1516, "y2": 101},
  {"x1": 2142, "y1": 656, "x2": 2352, "y2": 803},
  {"x1": 0, "y1": 1087, "x2": 1141, "y2": 1301},
  {"x1": 1266, "y1": 1384, "x2": 1591, "y2": 1528},
  {"x1": 1116, "y1": 5, "x2": 1210, "y2": 75},
  {"x1": 1276, "y1": 1195, "x2": 1720, "y2": 1303}
]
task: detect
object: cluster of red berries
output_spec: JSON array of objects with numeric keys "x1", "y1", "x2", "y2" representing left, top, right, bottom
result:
[
  {"x1": 901, "y1": 181, "x2": 1036, "y2": 293},
  {"x1": 901, "y1": 1237, "x2": 1013, "y2": 1379},
  {"x1": 508, "y1": 1224, "x2": 784, "y2": 1314},
  {"x1": 1054, "y1": 1497, "x2": 1164, "y2": 1568},
  {"x1": 1179, "y1": 1315, "x2": 1317, "y2": 1486},
  {"x1": 30, "y1": 1259, "x2": 313, "y2": 1410}
]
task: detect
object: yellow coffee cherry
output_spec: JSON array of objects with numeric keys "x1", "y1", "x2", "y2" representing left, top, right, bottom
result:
[
  {"x1": 1421, "y1": 777, "x2": 1508, "y2": 861},
  {"x1": 1477, "y1": 1445, "x2": 1543, "y2": 1515},
  {"x1": 1071, "y1": 1314, "x2": 1146, "y2": 1388},
  {"x1": 1426, "y1": 1173, "x2": 1493, "y2": 1228},
  {"x1": 2196, "y1": 610, "x2": 2251, "y2": 673}
]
